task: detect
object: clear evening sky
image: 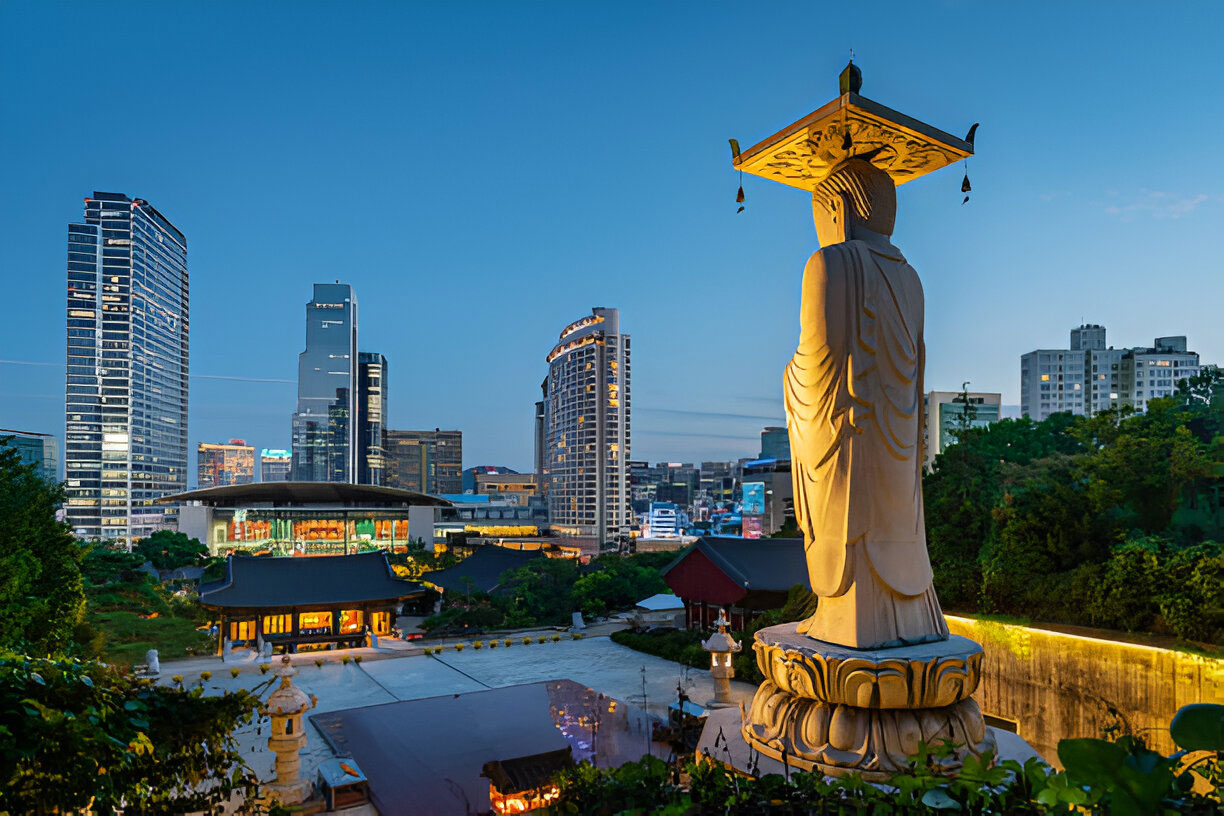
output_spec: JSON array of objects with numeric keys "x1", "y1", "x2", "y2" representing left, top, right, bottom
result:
[{"x1": 2, "y1": 2, "x2": 1223, "y2": 479}]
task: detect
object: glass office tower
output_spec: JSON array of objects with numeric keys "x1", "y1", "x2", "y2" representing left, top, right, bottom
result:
[
  {"x1": 357, "y1": 352, "x2": 387, "y2": 485},
  {"x1": 291, "y1": 283, "x2": 357, "y2": 482},
  {"x1": 65, "y1": 192, "x2": 189, "y2": 544}
]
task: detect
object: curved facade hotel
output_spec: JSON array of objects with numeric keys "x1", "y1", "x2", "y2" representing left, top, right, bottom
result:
[
  {"x1": 65, "y1": 192, "x2": 189, "y2": 544},
  {"x1": 543, "y1": 307, "x2": 631, "y2": 546}
]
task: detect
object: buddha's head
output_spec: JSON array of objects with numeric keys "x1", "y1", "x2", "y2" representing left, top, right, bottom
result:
[{"x1": 812, "y1": 158, "x2": 897, "y2": 246}]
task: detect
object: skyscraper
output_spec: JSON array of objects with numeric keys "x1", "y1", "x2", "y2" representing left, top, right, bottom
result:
[
  {"x1": 533, "y1": 377, "x2": 547, "y2": 497},
  {"x1": 260, "y1": 449, "x2": 292, "y2": 482},
  {"x1": 759, "y1": 426, "x2": 790, "y2": 460},
  {"x1": 65, "y1": 192, "x2": 189, "y2": 544},
  {"x1": 542, "y1": 307, "x2": 631, "y2": 545},
  {"x1": 291, "y1": 283, "x2": 357, "y2": 482},
  {"x1": 197, "y1": 439, "x2": 255, "y2": 488},
  {"x1": 357, "y1": 352, "x2": 387, "y2": 485},
  {"x1": 385, "y1": 429, "x2": 463, "y2": 495}
]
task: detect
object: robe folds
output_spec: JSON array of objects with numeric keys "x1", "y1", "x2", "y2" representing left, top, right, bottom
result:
[{"x1": 785, "y1": 238, "x2": 947, "y2": 648}]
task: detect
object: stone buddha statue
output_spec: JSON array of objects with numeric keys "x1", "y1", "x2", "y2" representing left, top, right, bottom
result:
[
  {"x1": 727, "y1": 66, "x2": 998, "y2": 780},
  {"x1": 786, "y1": 156, "x2": 948, "y2": 650}
]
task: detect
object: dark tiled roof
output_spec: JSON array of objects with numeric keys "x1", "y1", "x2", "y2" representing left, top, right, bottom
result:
[
  {"x1": 199, "y1": 552, "x2": 423, "y2": 609},
  {"x1": 482, "y1": 747, "x2": 574, "y2": 793},
  {"x1": 662, "y1": 536, "x2": 807, "y2": 592},
  {"x1": 155, "y1": 481, "x2": 452, "y2": 507},
  {"x1": 424, "y1": 546, "x2": 545, "y2": 594}
]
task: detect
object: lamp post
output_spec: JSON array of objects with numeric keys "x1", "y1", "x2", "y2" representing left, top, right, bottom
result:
[{"x1": 701, "y1": 609, "x2": 742, "y2": 707}]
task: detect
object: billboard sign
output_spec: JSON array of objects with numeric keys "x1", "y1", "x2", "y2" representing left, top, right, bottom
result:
[
  {"x1": 742, "y1": 516, "x2": 763, "y2": 539},
  {"x1": 742, "y1": 481, "x2": 766, "y2": 515}
]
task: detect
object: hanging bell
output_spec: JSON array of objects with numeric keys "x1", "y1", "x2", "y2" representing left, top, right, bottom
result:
[
  {"x1": 962, "y1": 195, "x2": 970, "y2": 205},
  {"x1": 841, "y1": 129, "x2": 853, "y2": 151},
  {"x1": 735, "y1": 185, "x2": 745, "y2": 204},
  {"x1": 961, "y1": 173, "x2": 972, "y2": 193}
]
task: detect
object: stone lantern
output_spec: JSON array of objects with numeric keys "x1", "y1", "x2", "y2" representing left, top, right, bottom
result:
[
  {"x1": 701, "y1": 609, "x2": 742, "y2": 707},
  {"x1": 264, "y1": 654, "x2": 315, "y2": 805}
]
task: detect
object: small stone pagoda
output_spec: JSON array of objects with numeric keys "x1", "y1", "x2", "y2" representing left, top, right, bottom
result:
[
  {"x1": 701, "y1": 609, "x2": 742, "y2": 707},
  {"x1": 264, "y1": 655, "x2": 315, "y2": 804}
]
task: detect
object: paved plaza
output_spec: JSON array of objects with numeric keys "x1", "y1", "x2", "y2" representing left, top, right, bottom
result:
[{"x1": 161, "y1": 633, "x2": 757, "y2": 790}]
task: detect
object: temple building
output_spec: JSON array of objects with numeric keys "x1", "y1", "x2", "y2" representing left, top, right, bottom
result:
[
  {"x1": 162, "y1": 482, "x2": 450, "y2": 555},
  {"x1": 662, "y1": 537, "x2": 806, "y2": 629},
  {"x1": 199, "y1": 551, "x2": 426, "y2": 653}
]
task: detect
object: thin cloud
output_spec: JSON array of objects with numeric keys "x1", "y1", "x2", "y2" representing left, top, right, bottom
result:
[
  {"x1": 634, "y1": 429, "x2": 760, "y2": 440},
  {"x1": 636, "y1": 406, "x2": 784, "y2": 422},
  {"x1": 1104, "y1": 190, "x2": 1212, "y2": 221}
]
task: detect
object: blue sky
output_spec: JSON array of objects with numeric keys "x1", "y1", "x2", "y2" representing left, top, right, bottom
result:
[{"x1": 3, "y1": 2, "x2": 1223, "y2": 478}]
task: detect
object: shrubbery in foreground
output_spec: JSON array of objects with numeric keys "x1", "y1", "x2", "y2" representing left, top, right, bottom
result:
[{"x1": 546, "y1": 704, "x2": 1224, "y2": 815}]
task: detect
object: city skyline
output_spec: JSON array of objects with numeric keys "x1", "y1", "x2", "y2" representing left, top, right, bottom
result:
[{"x1": 4, "y1": 4, "x2": 1224, "y2": 471}]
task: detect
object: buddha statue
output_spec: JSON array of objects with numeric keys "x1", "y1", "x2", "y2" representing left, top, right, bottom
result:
[{"x1": 785, "y1": 156, "x2": 948, "y2": 650}]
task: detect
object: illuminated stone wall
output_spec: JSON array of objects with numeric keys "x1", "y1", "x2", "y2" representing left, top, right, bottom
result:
[{"x1": 947, "y1": 615, "x2": 1224, "y2": 763}]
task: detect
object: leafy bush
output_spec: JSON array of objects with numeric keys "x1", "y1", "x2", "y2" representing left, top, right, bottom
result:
[
  {"x1": 0, "y1": 653, "x2": 265, "y2": 814},
  {"x1": 547, "y1": 704, "x2": 1224, "y2": 814}
]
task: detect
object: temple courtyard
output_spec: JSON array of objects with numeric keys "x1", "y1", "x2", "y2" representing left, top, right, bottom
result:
[{"x1": 160, "y1": 632, "x2": 757, "y2": 805}]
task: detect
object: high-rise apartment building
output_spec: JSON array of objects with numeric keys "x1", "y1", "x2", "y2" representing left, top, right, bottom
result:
[
  {"x1": 385, "y1": 429, "x2": 463, "y2": 495},
  {"x1": 260, "y1": 449, "x2": 291, "y2": 482},
  {"x1": 922, "y1": 391, "x2": 1001, "y2": 468},
  {"x1": 1, "y1": 429, "x2": 60, "y2": 483},
  {"x1": 291, "y1": 283, "x2": 357, "y2": 482},
  {"x1": 1021, "y1": 325, "x2": 1201, "y2": 420},
  {"x1": 65, "y1": 192, "x2": 188, "y2": 544},
  {"x1": 357, "y1": 352, "x2": 387, "y2": 485},
  {"x1": 542, "y1": 307, "x2": 631, "y2": 543},
  {"x1": 197, "y1": 439, "x2": 255, "y2": 488}
]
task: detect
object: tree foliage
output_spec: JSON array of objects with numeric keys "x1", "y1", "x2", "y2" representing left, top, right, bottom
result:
[
  {"x1": 925, "y1": 377, "x2": 1224, "y2": 644},
  {"x1": 422, "y1": 552, "x2": 673, "y2": 632},
  {"x1": 0, "y1": 445, "x2": 86, "y2": 657},
  {"x1": 133, "y1": 529, "x2": 208, "y2": 571},
  {"x1": 547, "y1": 703, "x2": 1224, "y2": 814},
  {"x1": 0, "y1": 653, "x2": 265, "y2": 814}
]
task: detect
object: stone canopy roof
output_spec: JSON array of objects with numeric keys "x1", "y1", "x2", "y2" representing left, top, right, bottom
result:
[{"x1": 199, "y1": 551, "x2": 423, "y2": 610}]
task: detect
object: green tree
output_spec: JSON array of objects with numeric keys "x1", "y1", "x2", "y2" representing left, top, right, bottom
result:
[
  {"x1": 0, "y1": 445, "x2": 86, "y2": 657},
  {"x1": 133, "y1": 529, "x2": 207, "y2": 571},
  {"x1": 0, "y1": 653, "x2": 264, "y2": 814}
]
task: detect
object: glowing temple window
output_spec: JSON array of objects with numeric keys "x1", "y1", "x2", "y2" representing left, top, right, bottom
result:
[
  {"x1": 339, "y1": 610, "x2": 364, "y2": 634},
  {"x1": 300, "y1": 611, "x2": 333, "y2": 632}
]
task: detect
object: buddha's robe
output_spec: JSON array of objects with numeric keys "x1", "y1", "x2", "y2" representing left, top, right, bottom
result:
[{"x1": 785, "y1": 238, "x2": 948, "y2": 649}]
